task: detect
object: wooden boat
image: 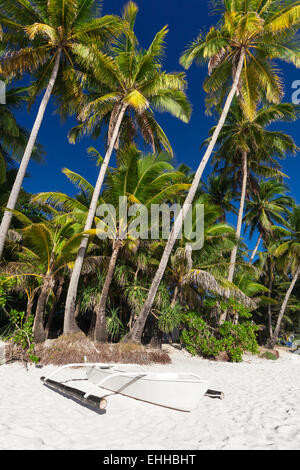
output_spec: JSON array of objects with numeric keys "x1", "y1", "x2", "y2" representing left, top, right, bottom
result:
[
  {"x1": 41, "y1": 363, "x2": 223, "y2": 412},
  {"x1": 85, "y1": 364, "x2": 209, "y2": 412}
]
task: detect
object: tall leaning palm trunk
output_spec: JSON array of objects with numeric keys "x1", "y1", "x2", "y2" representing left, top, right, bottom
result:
[
  {"x1": 63, "y1": 105, "x2": 127, "y2": 335},
  {"x1": 268, "y1": 263, "x2": 300, "y2": 349},
  {"x1": 0, "y1": 49, "x2": 62, "y2": 258},
  {"x1": 228, "y1": 150, "x2": 248, "y2": 283},
  {"x1": 125, "y1": 48, "x2": 245, "y2": 344},
  {"x1": 219, "y1": 150, "x2": 248, "y2": 324},
  {"x1": 94, "y1": 239, "x2": 123, "y2": 342},
  {"x1": 268, "y1": 258, "x2": 274, "y2": 339}
]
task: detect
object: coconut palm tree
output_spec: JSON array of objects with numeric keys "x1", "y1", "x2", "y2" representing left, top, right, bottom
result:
[
  {"x1": 0, "y1": 0, "x2": 125, "y2": 258},
  {"x1": 167, "y1": 197, "x2": 235, "y2": 309},
  {"x1": 257, "y1": 238, "x2": 284, "y2": 339},
  {"x1": 63, "y1": 2, "x2": 192, "y2": 335},
  {"x1": 268, "y1": 206, "x2": 300, "y2": 348},
  {"x1": 202, "y1": 175, "x2": 236, "y2": 222},
  {"x1": 1, "y1": 210, "x2": 95, "y2": 342},
  {"x1": 211, "y1": 101, "x2": 299, "y2": 288},
  {"x1": 244, "y1": 180, "x2": 293, "y2": 263},
  {"x1": 5, "y1": 269, "x2": 40, "y2": 321},
  {"x1": 127, "y1": 0, "x2": 300, "y2": 343}
]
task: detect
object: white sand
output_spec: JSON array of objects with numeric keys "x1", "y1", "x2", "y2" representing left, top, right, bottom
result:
[{"x1": 0, "y1": 348, "x2": 299, "y2": 450}]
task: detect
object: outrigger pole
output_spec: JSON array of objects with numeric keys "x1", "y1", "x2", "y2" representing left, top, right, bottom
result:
[{"x1": 41, "y1": 375, "x2": 108, "y2": 410}]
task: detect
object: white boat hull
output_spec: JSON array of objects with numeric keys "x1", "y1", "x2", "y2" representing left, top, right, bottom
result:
[{"x1": 86, "y1": 366, "x2": 208, "y2": 412}]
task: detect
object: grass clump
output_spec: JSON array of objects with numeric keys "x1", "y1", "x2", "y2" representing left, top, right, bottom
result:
[{"x1": 35, "y1": 334, "x2": 171, "y2": 366}]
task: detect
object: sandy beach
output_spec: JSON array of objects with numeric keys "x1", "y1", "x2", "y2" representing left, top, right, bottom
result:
[{"x1": 0, "y1": 348, "x2": 299, "y2": 451}]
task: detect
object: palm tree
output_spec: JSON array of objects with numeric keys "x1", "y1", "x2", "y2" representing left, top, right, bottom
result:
[
  {"x1": 245, "y1": 180, "x2": 293, "y2": 263},
  {"x1": 211, "y1": 101, "x2": 299, "y2": 288},
  {"x1": 2, "y1": 211, "x2": 91, "y2": 342},
  {"x1": 6, "y1": 268, "x2": 40, "y2": 321},
  {"x1": 63, "y1": 2, "x2": 192, "y2": 335},
  {"x1": 176, "y1": 196, "x2": 259, "y2": 316},
  {"x1": 126, "y1": 0, "x2": 300, "y2": 343},
  {"x1": 257, "y1": 239, "x2": 283, "y2": 339},
  {"x1": 167, "y1": 196, "x2": 236, "y2": 308},
  {"x1": 0, "y1": 0, "x2": 124, "y2": 258},
  {"x1": 203, "y1": 175, "x2": 236, "y2": 222},
  {"x1": 268, "y1": 206, "x2": 300, "y2": 348}
]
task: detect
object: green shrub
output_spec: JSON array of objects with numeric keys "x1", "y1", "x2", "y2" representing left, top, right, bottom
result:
[
  {"x1": 4, "y1": 310, "x2": 39, "y2": 364},
  {"x1": 181, "y1": 312, "x2": 259, "y2": 362}
]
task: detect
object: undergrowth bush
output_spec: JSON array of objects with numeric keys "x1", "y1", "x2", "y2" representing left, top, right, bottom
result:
[
  {"x1": 181, "y1": 311, "x2": 259, "y2": 362},
  {"x1": 4, "y1": 310, "x2": 39, "y2": 364}
]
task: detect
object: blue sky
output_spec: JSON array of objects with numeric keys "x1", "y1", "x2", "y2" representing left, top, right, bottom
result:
[{"x1": 14, "y1": 0, "x2": 300, "y2": 226}]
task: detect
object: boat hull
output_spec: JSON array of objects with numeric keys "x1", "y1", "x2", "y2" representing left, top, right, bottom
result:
[{"x1": 86, "y1": 366, "x2": 208, "y2": 412}]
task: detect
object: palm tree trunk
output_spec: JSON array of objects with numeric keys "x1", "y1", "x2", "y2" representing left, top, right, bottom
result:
[
  {"x1": 268, "y1": 289, "x2": 273, "y2": 339},
  {"x1": 249, "y1": 233, "x2": 262, "y2": 264},
  {"x1": 169, "y1": 285, "x2": 180, "y2": 343},
  {"x1": 0, "y1": 49, "x2": 62, "y2": 259},
  {"x1": 171, "y1": 285, "x2": 179, "y2": 308},
  {"x1": 45, "y1": 277, "x2": 64, "y2": 339},
  {"x1": 268, "y1": 258, "x2": 274, "y2": 339},
  {"x1": 33, "y1": 275, "x2": 54, "y2": 344},
  {"x1": 220, "y1": 150, "x2": 248, "y2": 325},
  {"x1": 94, "y1": 239, "x2": 122, "y2": 343},
  {"x1": 268, "y1": 263, "x2": 300, "y2": 349},
  {"x1": 228, "y1": 150, "x2": 248, "y2": 283},
  {"x1": 124, "y1": 48, "x2": 246, "y2": 344},
  {"x1": 63, "y1": 104, "x2": 127, "y2": 335},
  {"x1": 25, "y1": 292, "x2": 36, "y2": 321}
]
